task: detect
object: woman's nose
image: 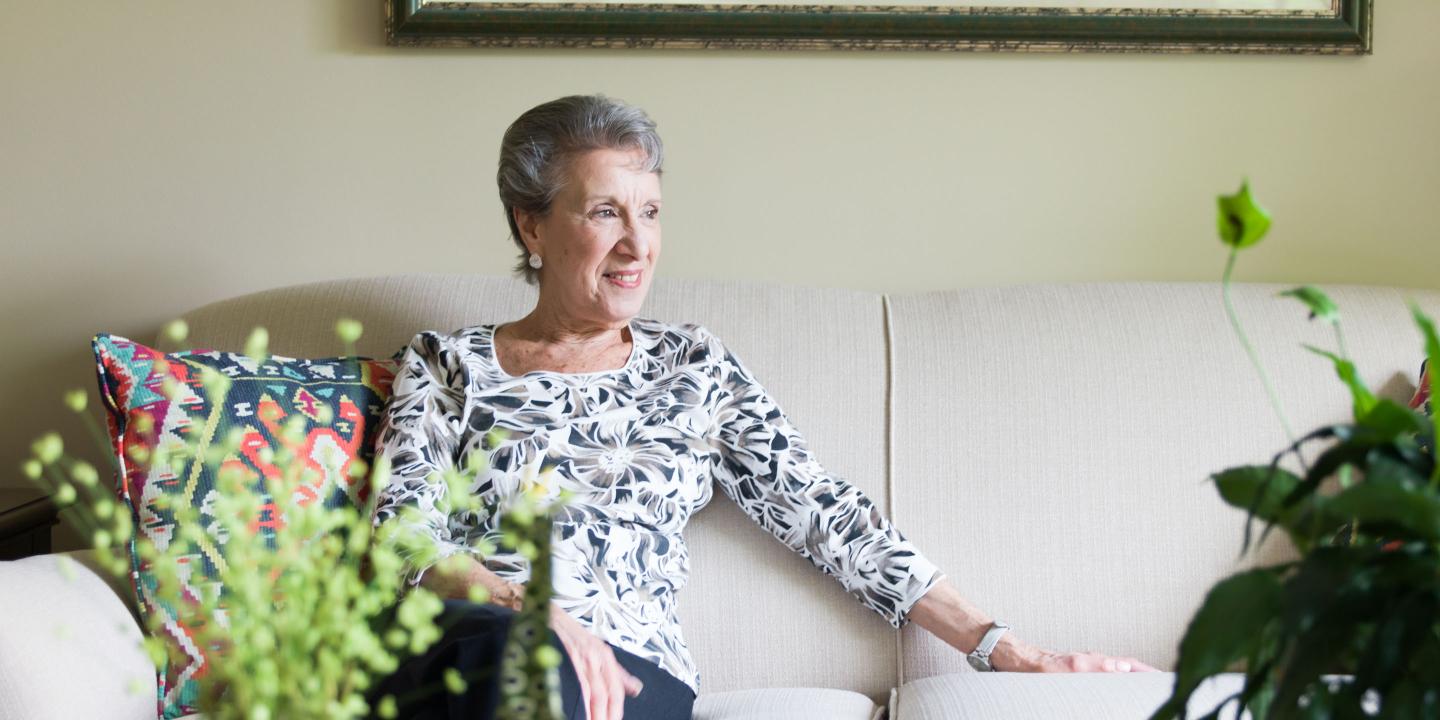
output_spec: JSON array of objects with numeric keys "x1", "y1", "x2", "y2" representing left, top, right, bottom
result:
[{"x1": 617, "y1": 222, "x2": 650, "y2": 258}]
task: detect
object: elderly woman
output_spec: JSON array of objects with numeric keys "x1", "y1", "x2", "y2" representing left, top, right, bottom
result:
[{"x1": 370, "y1": 95, "x2": 1157, "y2": 720}]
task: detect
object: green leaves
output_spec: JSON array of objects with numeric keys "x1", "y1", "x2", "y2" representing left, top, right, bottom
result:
[
  {"x1": 243, "y1": 326, "x2": 270, "y2": 361},
  {"x1": 1327, "y1": 473, "x2": 1440, "y2": 543},
  {"x1": 334, "y1": 318, "x2": 364, "y2": 346},
  {"x1": 1212, "y1": 465, "x2": 1320, "y2": 554},
  {"x1": 1214, "y1": 465, "x2": 1300, "y2": 524},
  {"x1": 30, "y1": 432, "x2": 63, "y2": 465},
  {"x1": 161, "y1": 319, "x2": 189, "y2": 347},
  {"x1": 1303, "y1": 345, "x2": 1376, "y2": 420},
  {"x1": 1151, "y1": 568, "x2": 1284, "y2": 720},
  {"x1": 17, "y1": 331, "x2": 562, "y2": 720},
  {"x1": 1278, "y1": 286, "x2": 1338, "y2": 325},
  {"x1": 1356, "y1": 398, "x2": 1427, "y2": 440},
  {"x1": 62, "y1": 388, "x2": 88, "y2": 413},
  {"x1": 336, "y1": 318, "x2": 364, "y2": 359},
  {"x1": 1414, "y1": 304, "x2": 1440, "y2": 367},
  {"x1": 1217, "y1": 180, "x2": 1272, "y2": 249},
  {"x1": 1413, "y1": 303, "x2": 1440, "y2": 484}
]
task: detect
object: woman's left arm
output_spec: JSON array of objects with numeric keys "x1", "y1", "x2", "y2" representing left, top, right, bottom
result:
[
  {"x1": 703, "y1": 328, "x2": 944, "y2": 627},
  {"x1": 907, "y1": 576, "x2": 1159, "y2": 673},
  {"x1": 702, "y1": 327, "x2": 1158, "y2": 674}
]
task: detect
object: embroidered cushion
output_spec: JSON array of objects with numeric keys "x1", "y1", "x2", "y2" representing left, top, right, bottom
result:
[{"x1": 91, "y1": 333, "x2": 396, "y2": 719}]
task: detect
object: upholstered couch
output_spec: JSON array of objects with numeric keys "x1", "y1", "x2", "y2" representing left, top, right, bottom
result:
[{"x1": 3, "y1": 275, "x2": 1435, "y2": 720}]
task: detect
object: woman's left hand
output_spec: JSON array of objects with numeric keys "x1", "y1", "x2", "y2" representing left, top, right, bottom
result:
[
  {"x1": 908, "y1": 577, "x2": 1161, "y2": 674},
  {"x1": 995, "y1": 640, "x2": 1159, "y2": 673}
]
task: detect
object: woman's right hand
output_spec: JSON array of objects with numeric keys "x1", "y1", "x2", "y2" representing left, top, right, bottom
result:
[
  {"x1": 549, "y1": 603, "x2": 644, "y2": 720},
  {"x1": 419, "y1": 554, "x2": 525, "y2": 610}
]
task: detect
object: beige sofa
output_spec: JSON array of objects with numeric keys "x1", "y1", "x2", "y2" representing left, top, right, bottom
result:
[{"x1": 3, "y1": 275, "x2": 1435, "y2": 720}]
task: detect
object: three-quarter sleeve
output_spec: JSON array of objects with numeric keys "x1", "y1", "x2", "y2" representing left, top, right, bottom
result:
[
  {"x1": 701, "y1": 327, "x2": 943, "y2": 627},
  {"x1": 372, "y1": 330, "x2": 480, "y2": 587}
]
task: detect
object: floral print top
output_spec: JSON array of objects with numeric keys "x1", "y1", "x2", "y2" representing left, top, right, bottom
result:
[{"x1": 371, "y1": 317, "x2": 944, "y2": 694}]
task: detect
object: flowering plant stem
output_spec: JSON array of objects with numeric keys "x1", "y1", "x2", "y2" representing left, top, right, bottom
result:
[{"x1": 1222, "y1": 246, "x2": 1297, "y2": 446}]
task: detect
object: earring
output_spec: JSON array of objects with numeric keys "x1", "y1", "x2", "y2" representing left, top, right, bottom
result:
[{"x1": 528, "y1": 253, "x2": 543, "y2": 269}]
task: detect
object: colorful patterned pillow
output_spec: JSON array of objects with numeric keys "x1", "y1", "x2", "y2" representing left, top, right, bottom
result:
[
  {"x1": 92, "y1": 333, "x2": 396, "y2": 719},
  {"x1": 1413, "y1": 359, "x2": 1432, "y2": 454}
]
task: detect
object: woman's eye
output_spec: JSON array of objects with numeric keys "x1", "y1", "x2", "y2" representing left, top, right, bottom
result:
[
  {"x1": 594, "y1": 208, "x2": 616, "y2": 218},
  {"x1": 644, "y1": 207, "x2": 660, "y2": 219}
]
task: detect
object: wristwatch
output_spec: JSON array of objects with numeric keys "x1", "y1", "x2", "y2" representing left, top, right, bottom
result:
[{"x1": 966, "y1": 621, "x2": 1011, "y2": 672}]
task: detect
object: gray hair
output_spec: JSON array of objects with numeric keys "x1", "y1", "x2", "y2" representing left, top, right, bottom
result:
[{"x1": 497, "y1": 95, "x2": 665, "y2": 284}]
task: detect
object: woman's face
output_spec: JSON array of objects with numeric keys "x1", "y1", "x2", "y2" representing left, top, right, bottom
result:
[{"x1": 518, "y1": 147, "x2": 663, "y2": 329}]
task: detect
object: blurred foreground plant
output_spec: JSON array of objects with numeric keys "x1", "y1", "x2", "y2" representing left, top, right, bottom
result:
[
  {"x1": 1152, "y1": 182, "x2": 1440, "y2": 719},
  {"x1": 24, "y1": 319, "x2": 567, "y2": 720}
]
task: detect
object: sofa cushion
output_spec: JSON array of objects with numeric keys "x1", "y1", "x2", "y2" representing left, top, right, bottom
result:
[
  {"x1": 92, "y1": 333, "x2": 396, "y2": 719},
  {"x1": 169, "y1": 688, "x2": 883, "y2": 720},
  {"x1": 894, "y1": 672, "x2": 1249, "y2": 720},
  {"x1": 0, "y1": 553, "x2": 157, "y2": 720},
  {"x1": 694, "y1": 687, "x2": 881, "y2": 720}
]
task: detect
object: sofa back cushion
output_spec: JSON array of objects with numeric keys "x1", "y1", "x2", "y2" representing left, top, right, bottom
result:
[
  {"x1": 177, "y1": 274, "x2": 899, "y2": 702},
  {"x1": 886, "y1": 282, "x2": 1440, "y2": 682}
]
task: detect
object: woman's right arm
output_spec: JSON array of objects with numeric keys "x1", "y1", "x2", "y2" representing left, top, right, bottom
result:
[
  {"x1": 372, "y1": 331, "x2": 502, "y2": 592},
  {"x1": 416, "y1": 553, "x2": 525, "y2": 610}
]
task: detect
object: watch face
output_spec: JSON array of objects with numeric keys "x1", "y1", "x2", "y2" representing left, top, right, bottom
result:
[{"x1": 967, "y1": 654, "x2": 992, "y2": 672}]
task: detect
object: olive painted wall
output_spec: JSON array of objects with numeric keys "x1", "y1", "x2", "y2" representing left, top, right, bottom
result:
[{"x1": 2, "y1": 1, "x2": 1437, "y2": 501}]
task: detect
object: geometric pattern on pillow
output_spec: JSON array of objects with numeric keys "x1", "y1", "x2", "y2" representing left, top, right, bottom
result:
[{"x1": 91, "y1": 333, "x2": 396, "y2": 719}]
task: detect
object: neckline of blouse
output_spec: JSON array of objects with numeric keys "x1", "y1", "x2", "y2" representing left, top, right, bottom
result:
[{"x1": 482, "y1": 318, "x2": 643, "y2": 381}]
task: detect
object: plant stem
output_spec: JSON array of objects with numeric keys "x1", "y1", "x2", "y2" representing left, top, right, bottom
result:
[{"x1": 1223, "y1": 248, "x2": 1298, "y2": 445}]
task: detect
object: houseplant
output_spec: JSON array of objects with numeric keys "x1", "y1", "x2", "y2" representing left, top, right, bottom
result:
[
  {"x1": 1151, "y1": 183, "x2": 1440, "y2": 719},
  {"x1": 23, "y1": 320, "x2": 567, "y2": 720}
]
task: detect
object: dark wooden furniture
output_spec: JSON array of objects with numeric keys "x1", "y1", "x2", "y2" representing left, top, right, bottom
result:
[{"x1": 0, "y1": 488, "x2": 59, "y2": 561}]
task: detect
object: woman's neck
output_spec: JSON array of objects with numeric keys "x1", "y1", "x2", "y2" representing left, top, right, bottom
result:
[
  {"x1": 505, "y1": 303, "x2": 631, "y2": 352},
  {"x1": 493, "y1": 303, "x2": 633, "y2": 375}
]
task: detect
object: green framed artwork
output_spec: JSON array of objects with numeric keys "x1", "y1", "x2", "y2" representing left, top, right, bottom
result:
[{"x1": 385, "y1": 0, "x2": 1371, "y2": 52}]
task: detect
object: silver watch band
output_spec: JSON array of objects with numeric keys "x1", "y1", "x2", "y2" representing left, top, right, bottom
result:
[{"x1": 966, "y1": 621, "x2": 1011, "y2": 672}]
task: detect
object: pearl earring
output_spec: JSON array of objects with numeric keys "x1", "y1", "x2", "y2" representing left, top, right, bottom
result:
[{"x1": 528, "y1": 253, "x2": 543, "y2": 269}]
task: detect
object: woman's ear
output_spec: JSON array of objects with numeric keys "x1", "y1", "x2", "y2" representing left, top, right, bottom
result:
[{"x1": 514, "y1": 207, "x2": 544, "y2": 256}]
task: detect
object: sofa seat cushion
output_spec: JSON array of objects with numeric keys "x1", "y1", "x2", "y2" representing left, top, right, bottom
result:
[
  {"x1": 895, "y1": 672, "x2": 1249, "y2": 720},
  {"x1": 167, "y1": 688, "x2": 883, "y2": 720},
  {"x1": 695, "y1": 687, "x2": 882, "y2": 720}
]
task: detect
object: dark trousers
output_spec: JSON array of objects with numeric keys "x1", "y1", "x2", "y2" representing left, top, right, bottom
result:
[{"x1": 368, "y1": 600, "x2": 696, "y2": 719}]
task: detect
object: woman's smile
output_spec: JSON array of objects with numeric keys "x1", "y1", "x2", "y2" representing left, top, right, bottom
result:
[{"x1": 603, "y1": 269, "x2": 642, "y2": 289}]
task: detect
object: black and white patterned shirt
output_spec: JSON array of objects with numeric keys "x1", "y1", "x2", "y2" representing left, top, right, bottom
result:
[{"x1": 371, "y1": 318, "x2": 943, "y2": 694}]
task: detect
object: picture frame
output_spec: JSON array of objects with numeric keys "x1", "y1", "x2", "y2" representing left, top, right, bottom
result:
[{"x1": 385, "y1": 0, "x2": 1371, "y2": 53}]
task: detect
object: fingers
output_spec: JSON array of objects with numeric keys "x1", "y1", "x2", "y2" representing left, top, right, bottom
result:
[
  {"x1": 577, "y1": 671, "x2": 593, "y2": 720},
  {"x1": 548, "y1": 606, "x2": 643, "y2": 720},
  {"x1": 622, "y1": 670, "x2": 645, "y2": 697},
  {"x1": 552, "y1": 624, "x2": 593, "y2": 718},
  {"x1": 1038, "y1": 650, "x2": 1157, "y2": 673},
  {"x1": 1097, "y1": 654, "x2": 1155, "y2": 673},
  {"x1": 587, "y1": 650, "x2": 611, "y2": 720},
  {"x1": 602, "y1": 651, "x2": 625, "y2": 720}
]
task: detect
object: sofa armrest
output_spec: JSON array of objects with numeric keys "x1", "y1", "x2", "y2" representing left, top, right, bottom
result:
[{"x1": 0, "y1": 553, "x2": 157, "y2": 720}]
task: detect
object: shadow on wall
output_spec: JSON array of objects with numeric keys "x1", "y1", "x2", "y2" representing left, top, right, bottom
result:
[{"x1": 326, "y1": 0, "x2": 389, "y2": 55}]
